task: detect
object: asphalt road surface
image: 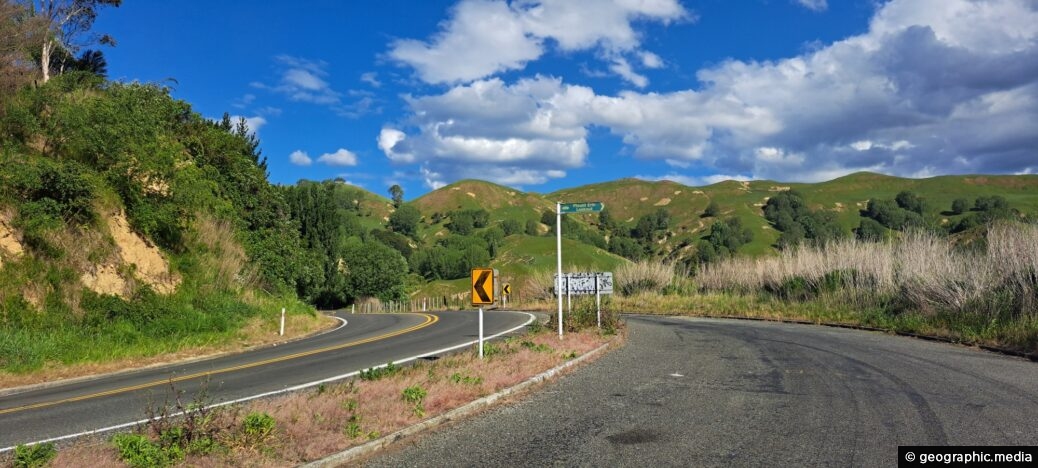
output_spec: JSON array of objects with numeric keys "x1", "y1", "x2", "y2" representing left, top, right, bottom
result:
[
  {"x1": 0, "y1": 310, "x2": 533, "y2": 450},
  {"x1": 366, "y1": 315, "x2": 1038, "y2": 467}
]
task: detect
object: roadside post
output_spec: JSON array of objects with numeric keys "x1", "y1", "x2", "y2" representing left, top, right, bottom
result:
[
  {"x1": 471, "y1": 267, "x2": 496, "y2": 359},
  {"x1": 280, "y1": 307, "x2": 285, "y2": 336},
  {"x1": 556, "y1": 202, "x2": 604, "y2": 338},
  {"x1": 596, "y1": 273, "x2": 601, "y2": 329}
]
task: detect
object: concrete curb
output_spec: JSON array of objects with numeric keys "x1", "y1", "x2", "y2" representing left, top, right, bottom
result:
[{"x1": 302, "y1": 341, "x2": 614, "y2": 468}]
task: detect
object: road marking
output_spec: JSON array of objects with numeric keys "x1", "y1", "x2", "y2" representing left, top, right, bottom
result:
[
  {"x1": 0, "y1": 312, "x2": 535, "y2": 454},
  {"x1": 0, "y1": 313, "x2": 437, "y2": 415}
]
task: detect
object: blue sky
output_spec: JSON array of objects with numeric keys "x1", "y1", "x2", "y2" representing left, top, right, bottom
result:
[{"x1": 94, "y1": 0, "x2": 1038, "y2": 200}]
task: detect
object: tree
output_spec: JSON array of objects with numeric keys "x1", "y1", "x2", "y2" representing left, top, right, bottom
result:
[
  {"x1": 895, "y1": 190, "x2": 925, "y2": 215},
  {"x1": 703, "y1": 201, "x2": 720, "y2": 218},
  {"x1": 22, "y1": 0, "x2": 122, "y2": 83},
  {"x1": 951, "y1": 198, "x2": 969, "y2": 215},
  {"x1": 854, "y1": 218, "x2": 886, "y2": 242},
  {"x1": 525, "y1": 219, "x2": 539, "y2": 236},
  {"x1": 388, "y1": 184, "x2": 403, "y2": 208},
  {"x1": 1, "y1": 0, "x2": 43, "y2": 96},
  {"x1": 501, "y1": 219, "x2": 521, "y2": 236},
  {"x1": 388, "y1": 204, "x2": 420, "y2": 237}
]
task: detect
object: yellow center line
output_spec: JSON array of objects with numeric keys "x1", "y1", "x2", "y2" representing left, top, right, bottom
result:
[{"x1": 0, "y1": 313, "x2": 439, "y2": 415}]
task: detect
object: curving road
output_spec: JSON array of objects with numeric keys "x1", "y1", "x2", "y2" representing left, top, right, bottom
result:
[
  {"x1": 367, "y1": 315, "x2": 1038, "y2": 467},
  {"x1": 0, "y1": 310, "x2": 533, "y2": 450}
]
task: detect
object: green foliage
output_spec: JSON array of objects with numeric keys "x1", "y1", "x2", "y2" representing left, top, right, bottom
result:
[
  {"x1": 388, "y1": 184, "x2": 404, "y2": 208},
  {"x1": 450, "y1": 372, "x2": 484, "y2": 385},
  {"x1": 371, "y1": 228, "x2": 414, "y2": 259},
  {"x1": 764, "y1": 190, "x2": 845, "y2": 248},
  {"x1": 13, "y1": 443, "x2": 56, "y2": 468},
  {"x1": 703, "y1": 201, "x2": 720, "y2": 217},
  {"x1": 895, "y1": 190, "x2": 926, "y2": 215},
  {"x1": 631, "y1": 208, "x2": 670, "y2": 240},
  {"x1": 525, "y1": 219, "x2": 540, "y2": 236},
  {"x1": 359, "y1": 362, "x2": 401, "y2": 381},
  {"x1": 410, "y1": 234, "x2": 491, "y2": 280},
  {"x1": 340, "y1": 238, "x2": 408, "y2": 302},
  {"x1": 696, "y1": 217, "x2": 753, "y2": 264},
  {"x1": 389, "y1": 204, "x2": 421, "y2": 237},
  {"x1": 501, "y1": 218, "x2": 522, "y2": 236},
  {"x1": 609, "y1": 234, "x2": 644, "y2": 260},
  {"x1": 854, "y1": 217, "x2": 887, "y2": 242},
  {"x1": 520, "y1": 340, "x2": 553, "y2": 353},
  {"x1": 951, "y1": 198, "x2": 970, "y2": 215},
  {"x1": 113, "y1": 433, "x2": 176, "y2": 468},
  {"x1": 446, "y1": 208, "x2": 489, "y2": 235},
  {"x1": 241, "y1": 412, "x2": 276, "y2": 446},
  {"x1": 401, "y1": 385, "x2": 428, "y2": 418}
]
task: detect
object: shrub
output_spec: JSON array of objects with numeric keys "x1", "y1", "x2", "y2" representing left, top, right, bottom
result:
[
  {"x1": 359, "y1": 362, "x2": 401, "y2": 381},
  {"x1": 13, "y1": 443, "x2": 56, "y2": 468}
]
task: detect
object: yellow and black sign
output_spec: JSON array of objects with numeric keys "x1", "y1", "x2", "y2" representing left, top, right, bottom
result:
[
  {"x1": 503, "y1": 284, "x2": 511, "y2": 296},
  {"x1": 471, "y1": 268, "x2": 495, "y2": 305}
]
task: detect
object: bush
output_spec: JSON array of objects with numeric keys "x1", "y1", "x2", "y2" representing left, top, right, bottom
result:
[{"x1": 13, "y1": 443, "x2": 56, "y2": 468}]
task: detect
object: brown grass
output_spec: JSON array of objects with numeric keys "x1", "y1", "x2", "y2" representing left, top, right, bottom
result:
[{"x1": 57, "y1": 328, "x2": 619, "y2": 466}]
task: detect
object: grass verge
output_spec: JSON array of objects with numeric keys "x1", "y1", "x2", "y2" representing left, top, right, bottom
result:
[{"x1": 4, "y1": 325, "x2": 621, "y2": 466}]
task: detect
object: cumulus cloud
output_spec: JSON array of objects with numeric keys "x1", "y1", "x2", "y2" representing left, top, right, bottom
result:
[
  {"x1": 381, "y1": 0, "x2": 1038, "y2": 186},
  {"x1": 289, "y1": 150, "x2": 312, "y2": 166},
  {"x1": 388, "y1": 0, "x2": 687, "y2": 85},
  {"x1": 252, "y1": 56, "x2": 377, "y2": 118},
  {"x1": 317, "y1": 148, "x2": 359, "y2": 166}
]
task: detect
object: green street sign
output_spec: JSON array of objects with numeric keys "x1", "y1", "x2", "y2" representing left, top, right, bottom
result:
[{"x1": 559, "y1": 202, "x2": 604, "y2": 214}]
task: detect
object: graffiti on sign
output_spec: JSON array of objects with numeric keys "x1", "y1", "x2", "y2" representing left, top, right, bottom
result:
[{"x1": 554, "y1": 272, "x2": 613, "y2": 295}]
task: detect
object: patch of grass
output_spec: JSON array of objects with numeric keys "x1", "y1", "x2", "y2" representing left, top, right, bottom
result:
[{"x1": 13, "y1": 442, "x2": 56, "y2": 468}]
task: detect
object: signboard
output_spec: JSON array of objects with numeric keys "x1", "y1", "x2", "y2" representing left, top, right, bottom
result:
[
  {"x1": 503, "y1": 284, "x2": 511, "y2": 295},
  {"x1": 559, "y1": 202, "x2": 604, "y2": 214},
  {"x1": 471, "y1": 268, "x2": 496, "y2": 305},
  {"x1": 554, "y1": 272, "x2": 613, "y2": 295}
]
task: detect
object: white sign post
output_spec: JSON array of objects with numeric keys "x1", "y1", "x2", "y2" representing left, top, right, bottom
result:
[
  {"x1": 280, "y1": 307, "x2": 285, "y2": 336},
  {"x1": 478, "y1": 307, "x2": 484, "y2": 359},
  {"x1": 556, "y1": 202, "x2": 563, "y2": 338}
]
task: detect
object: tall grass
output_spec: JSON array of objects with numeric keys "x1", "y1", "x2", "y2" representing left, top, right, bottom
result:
[
  {"x1": 615, "y1": 260, "x2": 675, "y2": 296},
  {"x1": 697, "y1": 222, "x2": 1038, "y2": 320}
]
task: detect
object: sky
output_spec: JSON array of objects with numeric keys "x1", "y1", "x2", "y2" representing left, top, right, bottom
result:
[{"x1": 93, "y1": 0, "x2": 1038, "y2": 200}]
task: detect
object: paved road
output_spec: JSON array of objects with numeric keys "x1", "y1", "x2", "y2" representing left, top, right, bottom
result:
[
  {"x1": 0, "y1": 310, "x2": 533, "y2": 450},
  {"x1": 366, "y1": 315, "x2": 1038, "y2": 467}
]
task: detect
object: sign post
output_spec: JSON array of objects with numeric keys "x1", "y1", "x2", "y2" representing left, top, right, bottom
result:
[
  {"x1": 556, "y1": 202, "x2": 604, "y2": 339},
  {"x1": 471, "y1": 268, "x2": 497, "y2": 359}
]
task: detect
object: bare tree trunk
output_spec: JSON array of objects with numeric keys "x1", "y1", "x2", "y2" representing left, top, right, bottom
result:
[{"x1": 41, "y1": 39, "x2": 51, "y2": 83}]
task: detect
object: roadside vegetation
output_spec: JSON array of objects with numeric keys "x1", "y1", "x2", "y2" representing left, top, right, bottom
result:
[{"x1": 4, "y1": 320, "x2": 620, "y2": 467}]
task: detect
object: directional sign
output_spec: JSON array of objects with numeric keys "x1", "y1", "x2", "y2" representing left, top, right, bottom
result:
[
  {"x1": 554, "y1": 272, "x2": 613, "y2": 295},
  {"x1": 471, "y1": 268, "x2": 495, "y2": 305},
  {"x1": 503, "y1": 284, "x2": 511, "y2": 295},
  {"x1": 559, "y1": 202, "x2": 604, "y2": 214}
]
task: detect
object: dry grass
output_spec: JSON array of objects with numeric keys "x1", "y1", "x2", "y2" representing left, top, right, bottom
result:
[
  {"x1": 697, "y1": 223, "x2": 1038, "y2": 318},
  {"x1": 54, "y1": 328, "x2": 618, "y2": 467},
  {"x1": 0, "y1": 313, "x2": 336, "y2": 389},
  {"x1": 616, "y1": 260, "x2": 676, "y2": 295}
]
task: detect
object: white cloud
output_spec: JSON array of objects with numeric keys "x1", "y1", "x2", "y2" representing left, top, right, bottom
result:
[
  {"x1": 289, "y1": 150, "x2": 312, "y2": 166},
  {"x1": 388, "y1": 0, "x2": 687, "y2": 85},
  {"x1": 317, "y1": 148, "x2": 359, "y2": 167},
  {"x1": 360, "y1": 72, "x2": 381, "y2": 87},
  {"x1": 636, "y1": 173, "x2": 752, "y2": 187},
  {"x1": 222, "y1": 115, "x2": 267, "y2": 135},
  {"x1": 383, "y1": 0, "x2": 1038, "y2": 186},
  {"x1": 795, "y1": 0, "x2": 827, "y2": 12},
  {"x1": 608, "y1": 56, "x2": 648, "y2": 88}
]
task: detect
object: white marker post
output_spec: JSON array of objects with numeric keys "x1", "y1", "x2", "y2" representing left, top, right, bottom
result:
[
  {"x1": 595, "y1": 273, "x2": 601, "y2": 329},
  {"x1": 478, "y1": 307, "x2": 485, "y2": 359},
  {"x1": 279, "y1": 307, "x2": 285, "y2": 336},
  {"x1": 556, "y1": 202, "x2": 564, "y2": 339}
]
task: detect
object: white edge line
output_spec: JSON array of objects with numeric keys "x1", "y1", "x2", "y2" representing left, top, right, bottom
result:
[{"x1": 0, "y1": 312, "x2": 534, "y2": 453}]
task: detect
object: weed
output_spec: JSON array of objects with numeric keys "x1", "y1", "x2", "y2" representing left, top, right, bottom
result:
[
  {"x1": 240, "y1": 411, "x2": 277, "y2": 450},
  {"x1": 520, "y1": 340, "x2": 552, "y2": 353},
  {"x1": 344, "y1": 421, "x2": 362, "y2": 438},
  {"x1": 480, "y1": 342, "x2": 504, "y2": 358},
  {"x1": 449, "y1": 372, "x2": 483, "y2": 385},
  {"x1": 112, "y1": 433, "x2": 175, "y2": 468},
  {"x1": 12, "y1": 442, "x2": 56, "y2": 468},
  {"x1": 402, "y1": 385, "x2": 428, "y2": 418},
  {"x1": 342, "y1": 398, "x2": 358, "y2": 412},
  {"x1": 359, "y1": 362, "x2": 402, "y2": 381}
]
